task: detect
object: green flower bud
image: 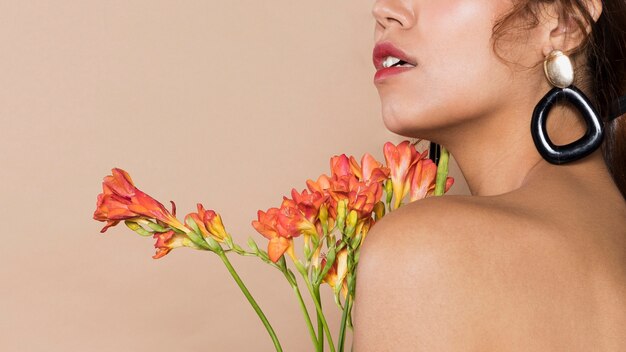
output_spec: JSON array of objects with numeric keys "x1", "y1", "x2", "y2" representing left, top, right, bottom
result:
[
  {"x1": 350, "y1": 232, "x2": 362, "y2": 249},
  {"x1": 318, "y1": 247, "x2": 337, "y2": 283},
  {"x1": 183, "y1": 216, "x2": 212, "y2": 250},
  {"x1": 345, "y1": 210, "x2": 358, "y2": 237},
  {"x1": 247, "y1": 237, "x2": 260, "y2": 253},
  {"x1": 336, "y1": 199, "x2": 347, "y2": 233},
  {"x1": 143, "y1": 220, "x2": 167, "y2": 233},
  {"x1": 319, "y1": 203, "x2": 328, "y2": 225},
  {"x1": 125, "y1": 220, "x2": 152, "y2": 237},
  {"x1": 205, "y1": 235, "x2": 222, "y2": 253},
  {"x1": 385, "y1": 179, "x2": 393, "y2": 205}
]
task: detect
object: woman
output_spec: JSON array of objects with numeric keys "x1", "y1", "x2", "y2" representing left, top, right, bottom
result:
[{"x1": 353, "y1": 0, "x2": 626, "y2": 350}]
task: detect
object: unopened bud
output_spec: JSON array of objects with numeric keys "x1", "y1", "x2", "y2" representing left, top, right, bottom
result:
[
  {"x1": 205, "y1": 212, "x2": 229, "y2": 242},
  {"x1": 345, "y1": 210, "x2": 358, "y2": 237},
  {"x1": 125, "y1": 220, "x2": 152, "y2": 237},
  {"x1": 350, "y1": 232, "x2": 362, "y2": 249},
  {"x1": 319, "y1": 204, "x2": 328, "y2": 225},
  {"x1": 385, "y1": 180, "x2": 393, "y2": 205},
  {"x1": 142, "y1": 220, "x2": 167, "y2": 233},
  {"x1": 247, "y1": 237, "x2": 260, "y2": 253},
  {"x1": 374, "y1": 201, "x2": 385, "y2": 221},
  {"x1": 336, "y1": 200, "x2": 347, "y2": 233},
  {"x1": 205, "y1": 235, "x2": 222, "y2": 253},
  {"x1": 319, "y1": 247, "x2": 337, "y2": 282},
  {"x1": 184, "y1": 217, "x2": 212, "y2": 250}
]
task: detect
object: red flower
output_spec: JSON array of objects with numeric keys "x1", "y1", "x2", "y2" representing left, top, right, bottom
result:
[
  {"x1": 252, "y1": 207, "x2": 294, "y2": 263},
  {"x1": 409, "y1": 158, "x2": 438, "y2": 201},
  {"x1": 409, "y1": 159, "x2": 455, "y2": 200},
  {"x1": 330, "y1": 154, "x2": 352, "y2": 178},
  {"x1": 325, "y1": 175, "x2": 383, "y2": 220},
  {"x1": 93, "y1": 168, "x2": 184, "y2": 233},
  {"x1": 186, "y1": 204, "x2": 229, "y2": 242},
  {"x1": 252, "y1": 199, "x2": 316, "y2": 263},
  {"x1": 152, "y1": 230, "x2": 201, "y2": 259},
  {"x1": 290, "y1": 188, "x2": 326, "y2": 224},
  {"x1": 349, "y1": 153, "x2": 390, "y2": 184},
  {"x1": 306, "y1": 174, "x2": 332, "y2": 195},
  {"x1": 383, "y1": 141, "x2": 428, "y2": 208}
]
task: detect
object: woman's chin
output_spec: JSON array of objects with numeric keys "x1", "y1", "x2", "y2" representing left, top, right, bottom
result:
[
  {"x1": 381, "y1": 117, "x2": 421, "y2": 138},
  {"x1": 381, "y1": 109, "x2": 429, "y2": 138}
]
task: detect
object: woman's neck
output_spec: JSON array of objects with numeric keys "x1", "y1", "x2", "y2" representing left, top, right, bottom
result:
[{"x1": 440, "y1": 103, "x2": 597, "y2": 197}]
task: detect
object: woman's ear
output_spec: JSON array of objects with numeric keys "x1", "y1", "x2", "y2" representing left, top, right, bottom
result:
[
  {"x1": 538, "y1": 0, "x2": 602, "y2": 56},
  {"x1": 543, "y1": 0, "x2": 603, "y2": 54}
]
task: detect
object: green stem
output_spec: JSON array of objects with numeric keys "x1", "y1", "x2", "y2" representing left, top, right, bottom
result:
[
  {"x1": 283, "y1": 270, "x2": 319, "y2": 350},
  {"x1": 314, "y1": 285, "x2": 324, "y2": 352},
  {"x1": 338, "y1": 294, "x2": 353, "y2": 352},
  {"x1": 217, "y1": 251, "x2": 283, "y2": 352},
  {"x1": 304, "y1": 276, "x2": 335, "y2": 352},
  {"x1": 296, "y1": 263, "x2": 336, "y2": 352},
  {"x1": 434, "y1": 146, "x2": 450, "y2": 196}
]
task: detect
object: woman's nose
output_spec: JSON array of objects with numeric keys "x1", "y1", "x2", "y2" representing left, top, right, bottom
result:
[{"x1": 371, "y1": 0, "x2": 414, "y2": 30}]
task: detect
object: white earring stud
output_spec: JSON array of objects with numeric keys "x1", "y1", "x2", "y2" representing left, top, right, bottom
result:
[{"x1": 543, "y1": 50, "x2": 574, "y2": 88}]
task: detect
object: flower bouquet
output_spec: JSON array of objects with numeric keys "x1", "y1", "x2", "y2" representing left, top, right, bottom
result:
[{"x1": 92, "y1": 140, "x2": 454, "y2": 352}]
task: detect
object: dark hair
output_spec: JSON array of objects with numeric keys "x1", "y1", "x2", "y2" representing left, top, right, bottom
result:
[{"x1": 492, "y1": 0, "x2": 626, "y2": 199}]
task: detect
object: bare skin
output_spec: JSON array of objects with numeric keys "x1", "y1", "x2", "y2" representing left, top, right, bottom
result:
[{"x1": 352, "y1": 0, "x2": 626, "y2": 350}]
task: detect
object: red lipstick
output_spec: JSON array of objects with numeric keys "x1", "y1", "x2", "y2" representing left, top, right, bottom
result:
[{"x1": 372, "y1": 41, "x2": 417, "y2": 83}]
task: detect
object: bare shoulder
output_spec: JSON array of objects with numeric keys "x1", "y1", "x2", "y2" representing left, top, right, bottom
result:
[
  {"x1": 352, "y1": 195, "x2": 626, "y2": 351},
  {"x1": 358, "y1": 194, "x2": 550, "y2": 261}
]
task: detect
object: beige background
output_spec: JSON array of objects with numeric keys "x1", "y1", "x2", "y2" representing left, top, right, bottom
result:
[{"x1": 0, "y1": 1, "x2": 468, "y2": 351}]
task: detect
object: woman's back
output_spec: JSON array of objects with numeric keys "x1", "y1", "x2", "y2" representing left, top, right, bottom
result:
[{"x1": 352, "y1": 161, "x2": 626, "y2": 351}]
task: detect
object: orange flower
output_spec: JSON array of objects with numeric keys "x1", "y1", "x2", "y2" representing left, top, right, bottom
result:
[
  {"x1": 290, "y1": 188, "x2": 326, "y2": 224},
  {"x1": 93, "y1": 168, "x2": 184, "y2": 233},
  {"x1": 186, "y1": 204, "x2": 229, "y2": 242},
  {"x1": 152, "y1": 230, "x2": 201, "y2": 259},
  {"x1": 383, "y1": 141, "x2": 427, "y2": 208},
  {"x1": 252, "y1": 208, "x2": 293, "y2": 263},
  {"x1": 321, "y1": 247, "x2": 348, "y2": 299},
  {"x1": 252, "y1": 199, "x2": 315, "y2": 263},
  {"x1": 330, "y1": 154, "x2": 352, "y2": 178},
  {"x1": 349, "y1": 153, "x2": 390, "y2": 184},
  {"x1": 277, "y1": 199, "x2": 316, "y2": 238},
  {"x1": 306, "y1": 174, "x2": 332, "y2": 195},
  {"x1": 328, "y1": 175, "x2": 383, "y2": 220},
  {"x1": 409, "y1": 158, "x2": 438, "y2": 201},
  {"x1": 409, "y1": 159, "x2": 455, "y2": 200}
]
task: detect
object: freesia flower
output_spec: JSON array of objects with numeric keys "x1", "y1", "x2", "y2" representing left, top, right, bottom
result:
[
  {"x1": 330, "y1": 154, "x2": 352, "y2": 178},
  {"x1": 277, "y1": 199, "x2": 317, "y2": 238},
  {"x1": 349, "y1": 153, "x2": 390, "y2": 184},
  {"x1": 290, "y1": 188, "x2": 326, "y2": 224},
  {"x1": 321, "y1": 247, "x2": 348, "y2": 299},
  {"x1": 152, "y1": 230, "x2": 202, "y2": 259},
  {"x1": 252, "y1": 198, "x2": 316, "y2": 263},
  {"x1": 93, "y1": 168, "x2": 184, "y2": 232},
  {"x1": 409, "y1": 159, "x2": 455, "y2": 201},
  {"x1": 251, "y1": 210, "x2": 286, "y2": 262},
  {"x1": 383, "y1": 141, "x2": 428, "y2": 209},
  {"x1": 327, "y1": 175, "x2": 382, "y2": 220},
  {"x1": 93, "y1": 141, "x2": 456, "y2": 352},
  {"x1": 186, "y1": 204, "x2": 230, "y2": 242},
  {"x1": 409, "y1": 158, "x2": 438, "y2": 201}
]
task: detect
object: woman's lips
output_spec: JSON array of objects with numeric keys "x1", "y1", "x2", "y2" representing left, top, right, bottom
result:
[
  {"x1": 372, "y1": 42, "x2": 417, "y2": 83},
  {"x1": 374, "y1": 66, "x2": 414, "y2": 83}
]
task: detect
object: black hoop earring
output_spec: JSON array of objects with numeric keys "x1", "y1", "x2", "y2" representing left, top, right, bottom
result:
[{"x1": 530, "y1": 50, "x2": 604, "y2": 165}]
